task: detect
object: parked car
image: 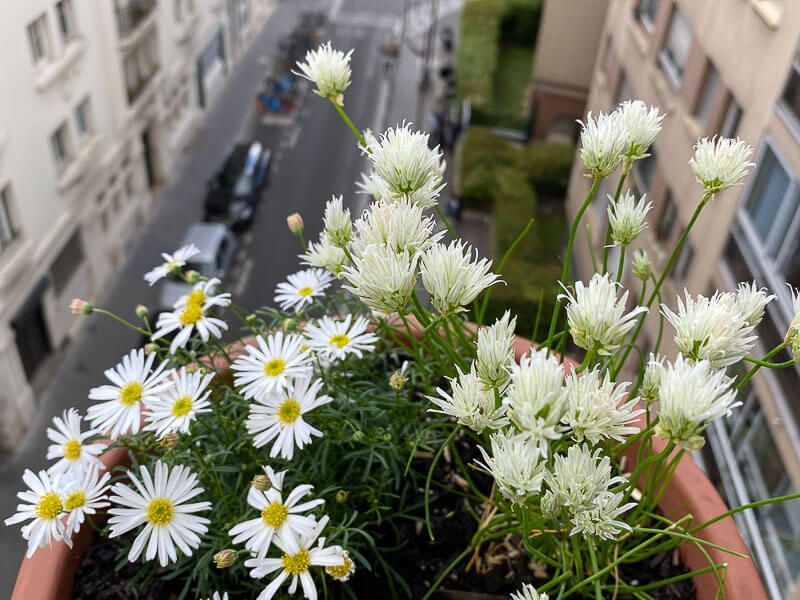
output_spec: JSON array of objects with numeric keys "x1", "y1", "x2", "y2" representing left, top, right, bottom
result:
[{"x1": 204, "y1": 142, "x2": 271, "y2": 230}]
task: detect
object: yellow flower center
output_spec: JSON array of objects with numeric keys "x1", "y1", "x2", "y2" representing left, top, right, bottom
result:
[
  {"x1": 260, "y1": 500, "x2": 289, "y2": 528},
  {"x1": 65, "y1": 491, "x2": 86, "y2": 511},
  {"x1": 179, "y1": 303, "x2": 203, "y2": 325},
  {"x1": 166, "y1": 259, "x2": 179, "y2": 271},
  {"x1": 63, "y1": 440, "x2": 82, "y2": 461},
  {"x1": 297, "y1": 286, "x2": 314, "y2": 297},
  {"x1": 329, "y1": 334, "x2": 350, "y2": 348},
  {"x1": 146, "y1": 497, "x2": 174, "y2": 526},
  {"x1": 120, "y1": 382, "x2": 143, "y2": 406},
  {"x1": 281, "y1": 550, "x2": 311, "y2": 575},
  {"x1": 326, "y1": 556, "x2": 354, "y2": 579},
  {"x1": 264, "y1": 358, "x2": 286, "y2": 377},
  {"x1": 278, "y1": 399, "x2": 301, "y2": 424},
  {"x1": 172, "y1": 396, "x2": 193, "y2": 417},
  {"x1": 186, "y1": 288, "x2": 206, "y2": 306},
  {"x1": 35, "y1": 492, "x2": 63, "y2": 520}
]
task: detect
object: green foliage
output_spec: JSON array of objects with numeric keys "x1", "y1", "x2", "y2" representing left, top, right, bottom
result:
[
  {"x1": 500, "y1": 0, "x2": 543, "y2": 45},
  {"x1": 456, "y1": 0, "x2": 505, "y2": 113},
  {"x1": 524, "y1": 142, "x2": 577, "y2": 197}
]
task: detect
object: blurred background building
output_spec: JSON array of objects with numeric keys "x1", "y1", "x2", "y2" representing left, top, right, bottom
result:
[
  {"x1": 0, "y1": 0, "x2": 274, "y2": 453},
  {"x1": 560, "y1": 0, "x2": 800, "y2": 597}
]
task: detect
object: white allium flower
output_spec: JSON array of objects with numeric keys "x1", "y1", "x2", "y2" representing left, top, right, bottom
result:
[
  {"x1": 245, "y1": 515, "x2": 346, "y2": 600},
  {"x1": 143, "y1": 244, "x2": 201, "y2": 286},
  {"x1": 61, "y1": 467, "x2": 111, "y2": 538},
  {"x1": 292, "y1": 41, "x2": 353, "y2": 104},
  {"x1": 578, "y1": 110, "x2": 625, "y2": 178},
  {"x1": 427, "y1": 368, "x2": 508, "y2": 434},
  {"x1": 734, "y1": 281, "x2": 774, "y2": 327},
  {"x1": 203, "y1": 594, "x2": 228, "y2": 600},
  {"x1": 562, "y1": 367, "x2": 643, "y2": 444},
  {"x1": 341, "y1": 244, "x2": 418, "y2": 314},
  {"x1": 351, "y1": 199, "x2": 442, "y2": 257},
  {"x1": 245, "y1": 373, "x2": 332, "y2": 460},
  {"x1": 274, "y1": 268, "x2": 334, "y2": 313},
  {"x1": 46, "y1": 408, "x2": 105, "y2": 476},
  {"x1": 785, "y1": 285, "x2": 800, "y2": 346},
  {"x1": 303, "y1": 314, "x2": 379, "y2": 361},
  {"x1": 228, "y1": 479, "x2": 324, "y2": 558},
  {"x1": 689, "y1": 136, "x2": 755, "y2": 195},
  {"x1": 640, "y1": 353, "x2": 666, "y2": 406},
  {"x1": 420, "y1": 240, "x2": 501, "y2": 316},
  {"x1": 631, "y1": 248, "x2": 652, "y2": 281},
  {"x1": 569, "y1": 490, "x2": 635, "y2": 540},
  {"x1": 654, "y1": 356, "x2": 739, "y2": 450},
  {"x1": 607, "y1": 191, "x2": 652, "y2": 246},
  {"x1": 559, "y1": 273, "x2": 647, "y2": 356},
  {"x1": 108, "y1": 461, "x2": 211, "y2": 567},
  {"x1": 325, "y1": 548, "x2": 356, "y2": 582},
  {"x1": 475, "y1": 430, "x2": 546, "y2": 504},
  {"x1": 323, "y1": 195, "x2": 353, "y2": 248},
  {"x1": 617, "y1": 99, "x2": 665, "y2": 162},
  {"x1": 151, "y1": 278, "x2": 230, "y2": 355},
  {"x1": 511, "y1": 583, "x2": 548, "y2": 600},
  {"x1": 475, "y1": 311, "x2": 517, "y2": 390},
  {"x1": 357, "y1": 170, "x2": 440, "y2": 209},
  {"x1": 87, "y1": 348, "x2": 171, "y2": 439},
  {"x1": 364, "y1": 123, "x2": 444, "y2": 199},
  {"x1": 504, "y1": 348, "x2": 567, "y2": 456},
  {"x1": 232, "y1": 332, "x2": 312, "y2": 400},
  {"x1": 300, "y1": 232, "x2": 347, "y2": 276},
  {"x1": 5, "y1": 470, "x2": 70, "y2": 558},
  {"x1": 143, "y1": 367, "x2": 214, "y2": 436},
  {"x1": 661, "y1": 289, "x2": 756, "y2": 368}
]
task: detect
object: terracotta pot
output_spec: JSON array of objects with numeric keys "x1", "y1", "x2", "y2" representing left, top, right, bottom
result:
[{"x1": 11, "y1": 332, "x2": 767, "y2": 599}]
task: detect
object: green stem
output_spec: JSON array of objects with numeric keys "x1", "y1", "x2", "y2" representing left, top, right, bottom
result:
[
  {"x1": 334, "y1": 103, "x2": 367, "y2": 147},
  {"x1": 587, "y1": 538, "x2": 603, "y2": 600},
  {"x1": 420, "y1": 546, "x2": 473, "y2": 600},
  {"x1": 616, "y1": 245, "x2": 626, "y2": 283},
  {"x1": 94, "y1": 308, "x2": 150, "y2": 336},
  {"x1": 689, "y1": 491, "x2": 800, "y2": 534},
  {"x1": 737, "y1": 343, "x2": 788, "y2": 390},
  {"x1": 424, "y1": 425, "x2": 461, "y2": 540},
  {"x1": 435, "y1": 204, "x2": 458, "y2": 240},
  {"x1": 741, "y1": 354, "x2": 793, "y2": 369},
  {"x1": 410, "y1": 290, "x2": 432, "y2": 327}
]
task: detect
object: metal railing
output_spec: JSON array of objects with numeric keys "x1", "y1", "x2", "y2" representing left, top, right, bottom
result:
[{"x1": 115, "y1": 0, "x2": 157, "y2": 40}]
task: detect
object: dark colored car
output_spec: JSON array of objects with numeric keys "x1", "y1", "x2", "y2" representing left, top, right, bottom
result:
[{"x1": 204, "y1": 142, "x2": 271, "y2": 230}]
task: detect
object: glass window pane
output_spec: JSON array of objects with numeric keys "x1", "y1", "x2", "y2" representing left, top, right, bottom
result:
[
  {"x1": 663, "y1": 9, "x2": 692, "y2": 77},
  {"x1": 695, "y1": 63, "x2": 719, "y2": 126},
  {"x1": 745, "y1": 147, "x2": 791, "y2": 244},
  {"x1": 782, "y1": 64, "x2": 800, "y2": 125}
]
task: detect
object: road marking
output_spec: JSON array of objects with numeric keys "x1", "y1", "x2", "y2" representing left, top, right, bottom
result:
[
  {"x1": 261, "y1": 113, "x2": 296, "y2": 127},
  {"x1": 234, "y1": 256, "x2": 255, "y2": 297},
  {"x1": 286, "y1": 126, "x2": 301, "y2": 149},
  {"x1": 334, "y1": 14, "x2": 395, "y2": 30}
]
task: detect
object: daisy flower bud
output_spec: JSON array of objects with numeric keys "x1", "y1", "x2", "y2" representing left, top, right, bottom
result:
[
  {"x1": 389, "y1": 371, "x2": 407, "y2": 390},
  {"x1": 300, "y1": 232, "x2": 347, "y2": 276},
  {"x1": 654, "y1": 356, "x2": 739, "y2": 450},
  {"x1": 341, "y1": 245, "x2": 418, "y2": 314},
  {"x1": 607, "y1": 191, "x2": 652, "y2": 247},
  {"x1": 631, "y1": 248, "x2": 651, "y2": 281},
  {"x1": 159, "y1": 432, "x2": 179, "y2": 449},
  {"x1": 185, "y1": 269, "x2": 201, "y2": 283},
  {"x1": 323, "y1": 195, "x2": 352, "y2": 249},
  {"x1": 511, "y1": 584, "x2": 548, "y2": 600},
  {"x1": 689, "y1": 136, "x2": 755, "y2": 196},
  {"x1": 475, "y1": 311, "x2": 517, "y2": 391},
  {"x1": 640, "y1": 353, "x2": 665, "y2": 406},
  {"x1": 476, "y1": 430, "x2": 546, "y2": 505},
  {"x1": 286, "y1": 212, "x2": 304, "y2": 234},
  {"x1": 427, "y1": 368, "x2": 508, "y2": 434},
  {"x1": 213, "y1": 549, "x2": 236, "y2": 568},
  {"x1": 336, "y1": 489, "x2": 349, "y2": 503},
  {"x1": 734, "y1": 282, "x2": 774, "y2": 327},
  {"x1": 251, "y1": 474, "x2": 270, "y2": 491},
  {"x1": 419, "y1": 240, "x2": 501, "y2": 316},
  {"x1": 143, "y1": 343, "x2": 157, "y2": 355},
  {"x1": 70, "y1": 298, "x2": 93, "y2": 315},
  {"x1": 558, "y1": 273, "x2": 648, "y2": 356},
  {"x1": 578, "y1": 110, "x2": 626, "y2": 178},
  {"x1": 293, "y1": 41, "x2": 353, "y2": 105},
  {"x1": 617, "y1": 99, "x2": 665, "y2": 168},
  {"x1": 135, "y1": 304, "x2": 149, "y2": 320}
]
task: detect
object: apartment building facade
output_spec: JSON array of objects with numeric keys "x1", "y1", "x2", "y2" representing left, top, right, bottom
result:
[
  {"x1": 0, "y1": 0, "x2": 274, "y2": 453},
  {"x1": 562, "y1": 1, "x2": 800, "y2": 597}
]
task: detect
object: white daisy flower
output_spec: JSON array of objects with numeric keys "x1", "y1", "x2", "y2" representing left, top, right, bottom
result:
[
  {"x1": 144, "y1": 244, "x2": 201, "y2": 286},
  {"x1": 46, "y1": 408, "x2": 105, "y2": 476},
  {"x1": 341, "y1": 244, "x2": 418, "y2": 314},
  {"x1": 108, "y1": 461, "x2": 211, "y2": 567},
  {"x1": 558, "y1": 273, "x2": 648, "y2": 356},
  {"x1": 5, "y1": 470, "x2": 69, "y2": 558},
  {"x1": 689, "y1": 136, "x2": 755, "y2": 196},
  {"x1": 607, "y1": 191, "x2": 652, "y2": 246},
  {"x1": 61, "y1": 466, "x2": 111, "y2": 538},
  {"x1": 578, "y1": 110, "x2": 626, "y2": 178},
  {"x1": 323, "y1": 195, "x2": 353, "y2": 249},
  {"x1": 303, "y1": 315, "x2": 379, "y2": 361},
  {"x1": 299, "y1": 232, "x2": 348, "y2": 276},
  {"x1": 143, "y1": 368, "x2": 214, "y2": 437},
  {"x1": 151, "y1": 278, "x2": 230, "y2": 355},
  {"x1": 617, "y1": 99, "x2": 665, "y2": 163},
  {"x1": 511, "y1": 583, "x2": 548, "y2": 600},
  {"x1": 232, "y1": 332, "x2": 312, "y2": 400},
  {"x1": 245, "y1": 515, "x2": 346, "y2": 600},
  {"x1": 203, "y1": 593, "x2": 228, "y2": 600},
  {"x1": 427, "y1": 368, "x2": 508, "y2": 434},
  {"x1": 293, "y1": 41, "x2": 353, "y2": 105},
  {"x1": 274, "y1": 268, "x2": 334, "y2": 313},
  {"x1": 475, "y1": 430, "x2": 546, "y2": 505},
  {"x1": 351, "y1": 198, "x2": 443, "y2": 258},
  {"x1": 325, "y1": 547, "x2": 356, "y2": 582},
  {"x1": 419, "y1": 240, "x2": 502, "y2": 316},
  {"x1": 245, "y1": 373, "x2": 332, "y2": 460},
  {"x1": 87, "y1": 348, "x2": 171, "y2": 440},
  {"x1": 475, "y1": 310, "x2": 517, "y2": 391},
  {"x1": 228, "y1": 480, "x2": 324, "y2": 558}
]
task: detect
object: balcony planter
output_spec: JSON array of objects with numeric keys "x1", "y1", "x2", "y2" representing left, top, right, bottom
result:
[{"x1": 10, "y1": 333, "x2": 767, "y2": 600}]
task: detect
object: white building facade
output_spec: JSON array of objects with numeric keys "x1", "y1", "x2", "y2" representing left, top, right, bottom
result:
[{"x1": 0, "y1": 0, "x2": 275, "y2": 451}]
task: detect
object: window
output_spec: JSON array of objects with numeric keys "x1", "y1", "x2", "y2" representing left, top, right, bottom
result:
[
  {"x1": 635, "y1": 0, "x2": 660, "y2": 32},
  {"x1": 744, "y1": 146, "x2": 795, "y2": 252},
  {"x1": 720, "y1": 97, "x2": 742, "y2": 138},
  {"x1": 659, "y1": 7, "x2": 692, "y2": 89},
  {"x1": 27, "y1": 14, "x2": 51, "y2": 64},
  {"x1": 694, "y1": 62, "x2": 719, "y2": 128},
  {"x1": 656, "y1": 192, "x2": 677, "y2": 242},
  {"x1": 55, "y1": 0, "x2": 78, "y2": 43},
  {"x1": 75, "y1": 97, "x2": 92, "y2": 138},
  {"x1": 0, "y1": 185, "x2": 20, "y2": 254},
  {"x1": 124, "y1": 31, "x2": 160, "y2": 104},
  {"x1": 780, "y1": 52, "x2": 800, "y2": 134},
  {"x1": 50, "y1": 230, "x2": 84, "y2": 295},
  {"x1": 50, "y1": 123, "x2": 72, "y2": 167},
  {"x1": 635, "y1": 144, "x2": 657, "y2": 192}
]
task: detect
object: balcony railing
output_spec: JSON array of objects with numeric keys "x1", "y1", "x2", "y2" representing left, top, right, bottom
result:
[
  {"x1": 126, "y1": 62, "x2": 160, "y2": 105},
  {"x1": 115, "y1": 0, "x2": 157, "y2": 40}
]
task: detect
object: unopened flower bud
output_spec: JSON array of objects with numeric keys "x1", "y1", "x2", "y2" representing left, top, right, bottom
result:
[
  {"x1": 632, "y1": 249, "x2": 652, "y2": 281},
  {"x1": 287, "y1": 212, "x2": 304, "y2": 233},
  {"x1": 283, "y1": 318, "x2": 296, "y2": 331},
  {"x1": 185, "y1": 270, "x2": 201, "y2": 283},
  {"x1": 336, "y1": 490, "x2": 349, "y2": 503},
  {"x1": 143, "y1": 343, "x2": 157, "y2": 356},
  {"x1": 160, "y1": 433, "x2": 179, "y2": 448},
  {"x1": 213, "y1": 549, "x2": 237, "y2": 568},
  {"x1": 389, "y1": 371, "x2": 407, "y2": 390},
  {"x1": 252, "y1": 474, "x2": 270, "y2": 491},
  {"x1": 246, "y1": 313, "x2": 258, "y2": 325},
  {"x1": 135, "y1": 304, "x2": 149, "y2": 319},
  {"x1": 70, "y1": 298, "x2": 94, "y2": 315},
  {"x1": 351, "y1": 430, "x2": 365, "y2": 442}
]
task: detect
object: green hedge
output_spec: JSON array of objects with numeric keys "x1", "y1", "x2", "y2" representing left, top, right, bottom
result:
[
  {"x1": 456, "y1": 0, "x2": 506, "y2": 113},
  {"x1": 501, "y1": 0, "x2": 543, "y2": 45}
]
